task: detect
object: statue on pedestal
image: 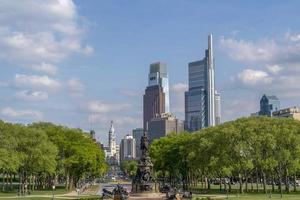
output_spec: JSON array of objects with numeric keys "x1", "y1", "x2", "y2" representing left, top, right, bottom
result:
[{"x1": 132, "y1": 127, "x2": 154, "y2": 193}]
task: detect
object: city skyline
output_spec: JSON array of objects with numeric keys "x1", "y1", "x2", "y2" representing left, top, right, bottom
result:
[{"x1": 1, "y1": 1, "x2": 300, "y2": 144}]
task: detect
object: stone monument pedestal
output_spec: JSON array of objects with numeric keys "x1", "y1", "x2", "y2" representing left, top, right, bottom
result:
[{"x1": 131, "y1": 130, "x2": 164, "y2": 200}]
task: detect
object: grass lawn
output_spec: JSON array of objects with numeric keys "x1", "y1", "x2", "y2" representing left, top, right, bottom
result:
[
  {"x1": 0, "y1": 185, "x2": 69, "y2": 198},
  {"x1": 194, "y1": 193, "x2": 300, "y2": 200},
  {"x1": 190, "y1": 183, "x2": 300, "y2": 200}
]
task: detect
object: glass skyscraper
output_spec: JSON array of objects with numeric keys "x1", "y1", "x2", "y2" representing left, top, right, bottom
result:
[
  {"x1": 259, "y1": 94, "x2": 280, "y2": 117},
  {"x1": 185, "y1": 35, "x2": 220, "y2": 131}
]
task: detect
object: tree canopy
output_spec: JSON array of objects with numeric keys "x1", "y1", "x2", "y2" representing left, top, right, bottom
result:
[
  {"x1": 0, "y1": 121, "x2": 107, "y2": 193},
  {"x1": 150, "y1": 117, "x2": 300, "y2": 194}
]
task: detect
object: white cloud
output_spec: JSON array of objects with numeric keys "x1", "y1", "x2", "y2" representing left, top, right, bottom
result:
[
  {"x1": 236, "y1": 69, "x2": 272, "y2": 86},
  {"x1": 266, "y1": 64, "x2": 283, "y2": 74},
  {"x1": 67, "y1": 78, "x2": 85, "y2": 92},
  {"x1": 219, "y1": 37, "x2": 277, "y2": 63},
  {"x1": 16, "y1": 90, "x2": 48, "y2": 101},
  {"x1": 88, "y1": 114, "x2": 139, "y2": 126},
  {"x1": 223, "y1": 33, "x2": 300, "y2": 101},
  {"x1": 1, "y1": 107, "x2": 42, "y2": 119},
  {"x1": 86, "y1": 101, "x2": 130, "y2": 114},
  {"x1": 14, "y1": 74, "x2": 61, "y2": 91},
  {"x1": 285, "y1": 32, "x2": 300, "y2": 42},
  {"x1": 219, "y1": 35, "x2": 300, "y2": 64},
  {"x1": 30, "y1": 63, "x2": 58, "y2": 75},
  {"x1": 0, "y1": 0, "x2": 92, "y2": 71},
  {"x1": 171, "y1": 83, "x2": 188, "y2": 93}
]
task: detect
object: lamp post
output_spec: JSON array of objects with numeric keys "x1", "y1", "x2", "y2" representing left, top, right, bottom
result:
[{"x1": 52, "y1": 185, "x2": 55, "y2": 200}]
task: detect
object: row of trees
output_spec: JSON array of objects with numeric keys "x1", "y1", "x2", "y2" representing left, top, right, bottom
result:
[
  {"x1": 0, "y1": 121, "x2": 107, "y2": 193},
  {"x1": 150, "y1": 117, "x2": 300, "y2": 194},
  {"x1": 120, "y1": 160, "x2": 137, "y2": 178}
]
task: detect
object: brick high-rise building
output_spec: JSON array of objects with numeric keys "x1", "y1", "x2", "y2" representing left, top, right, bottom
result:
[
  {"x1": 143, "y1": 62, "x2": 169, "y2": 131},
  {"x1": 143, "y1": 85, "x2": 165, "y2": 130}
]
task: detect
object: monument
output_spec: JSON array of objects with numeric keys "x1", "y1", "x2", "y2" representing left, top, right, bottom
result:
[{"x1": 132, "y1": 129, "x2": 154, "y2": 193}]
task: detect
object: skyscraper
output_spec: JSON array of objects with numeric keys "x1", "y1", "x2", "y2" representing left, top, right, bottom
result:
[
  {"x1": 148, "y1": 62, "x2": 170, "y2": 113},
  {"x1": 185, "y1": 35, "x2": 220, "y2": 131},
  {"x1": 143, "y1": 62, "x2": 169, "y2": 131},
  {"x1": 119, "y1": 134, "x2": 136, "y2": 163},
  {"x1": 259, "y1": 94, "x2": 280, "y2": 117},
  {"x1": 132, "y1": 128, "x2": 143, "y2": 159}
]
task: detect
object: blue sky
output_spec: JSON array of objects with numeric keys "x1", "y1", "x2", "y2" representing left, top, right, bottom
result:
[{"x1": 0, "y1": 0, "x2": 300, "y2": 144}]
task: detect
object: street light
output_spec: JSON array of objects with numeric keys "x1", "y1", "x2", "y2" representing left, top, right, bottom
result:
[{"x1": 52, "y1": 185, "x2": 56, "y2": 200}]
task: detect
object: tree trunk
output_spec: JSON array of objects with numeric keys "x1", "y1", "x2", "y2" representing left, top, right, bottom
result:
[
  {"x1": 272, "y1": 175, "x2": 275, "y2": 192},
  {"x1": 256, "y1": 168, "x2": 259, "y2": 193},
  {"x1": 262, "y1": 170, "x2": 266, "y2": 194},
  {"x1": 278, "y1": 168, "x2": 283, "y2": 198},
  {"x1": 5, "y1": 173, "x2": 9, "y2": 190},
  {"x1": 10, "y1": 173, "x2": 13, "y2": 191},
  {"x1": 2, "y1": 171, "x2": 5, "y2": 191},
  {"x1": 284, "y1": 167, "x2": 289, "y2": 193},
  {"x1": 293, "y1": 175, "x2": 297, "y2": 192},
  {"x1": 207, "y1": 178, "x2": 211, "y2": 190},
  {"x1": 239, "y1": 173, "x2": 243, "y2": 194},
  {"x1": 251, "y1": 177, "x2": 254, "y2": 192},
  {"x1": 245, "y1": 175, "x2": 248, "y2": 192}
]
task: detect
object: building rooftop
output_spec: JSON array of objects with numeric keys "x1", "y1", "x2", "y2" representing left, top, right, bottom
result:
[
  {"x1": 265, "y1": 95, "x2": 279, "y2": 101},
  {"x1": 273, "y1": 106, "x2": 299, "y2": 115}
]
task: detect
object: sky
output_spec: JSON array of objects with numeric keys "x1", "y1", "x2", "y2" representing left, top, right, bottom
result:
[{"x1": 0, "y1": 0, "x2": 300, "y2": 144}]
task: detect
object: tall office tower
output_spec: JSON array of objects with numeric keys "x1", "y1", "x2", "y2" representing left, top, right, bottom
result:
[
  {"x1": 215, "y1": 91, "x2": 221, "y2": 125},
  {"x1": 185, "y1": 34, "x2": 220, "y2": 131},
  {"x1": 119, "y1": 134, "x2": 136, "y2": 163},
  {"x1": 259, "y1": 94, "x2": 280, "y2": 117},
  {"x1": 108, "y1": 121, "x2": 117, "y2": 156},
  {"x1": 148, "y1": 62, "x2": 170, "y2": 113},
  {"x1": 143, "y1": 62, "x2": 169, "y2": 131},
  {"x1": 132, "y1": 128, "x2": 144, "y2": 159}
]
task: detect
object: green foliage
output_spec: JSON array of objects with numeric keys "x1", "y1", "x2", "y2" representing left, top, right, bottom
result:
[
  {"x1": 150, "y1": 117, "x2": 300, "y2": 192},
  {"x1": 0, "y1": 121, "x2": 107, "y2": 192},
  {"x1": 120, "y1": 160, "x2": 137, "y2": 177}
]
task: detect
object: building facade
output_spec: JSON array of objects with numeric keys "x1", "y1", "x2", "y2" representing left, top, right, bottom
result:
[
  {"x1": 259, "y1": 94, "x2": 280, "y2": 117},
  {"x1": 104, "y1": 121, "x2": 119, "y2": 165},
  {"x1": 143, "y1": 62, "x2": 170, "y2": 131},
  {"x1": 272, "y1": 106, "x2": 300, "y2": 120},
  {"x1": 185, "y1": 35, "x2": 220, "y2": 131},
  {"x1": 215, "y1": 91, "x2": 221, "y2": 125},
  {"x1": 132, "y1": 128, "x2": 143, "y2": 159},
  {"x1": 148, "y1": 62, "x2": 170, "y2": 113},
  {"x1": 108, "y1": 121, "x2": 117, "y2": 156},
  {"x1": 148, "y1": 113, "x2": 184, "y2": 142},
  {"x1": 119, "y1": 134, "x2": 136, "y2": 163}
]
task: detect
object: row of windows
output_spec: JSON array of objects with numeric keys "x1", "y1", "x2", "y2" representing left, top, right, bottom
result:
[
  {"x1": 189, "y1": 66, "x2": 205, "y2": 73},
  {"x1": 189, "y1": 76, "x2": 205, "y2": 82},
  {"x1": 189, "y1": 71, "x2": 205, "y2": 76}
]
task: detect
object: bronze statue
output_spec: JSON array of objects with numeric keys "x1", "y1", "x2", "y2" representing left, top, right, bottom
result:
[{"x1": 132, "y1": 130, "x2": 154, "y2": 193}]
